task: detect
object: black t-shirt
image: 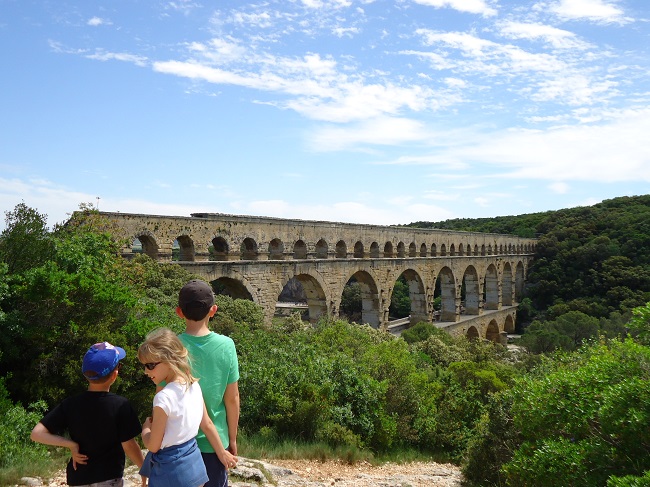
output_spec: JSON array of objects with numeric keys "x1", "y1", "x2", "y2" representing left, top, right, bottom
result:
[{"x1": 40, "y1": 391, "x2": 141, "y2": 486}]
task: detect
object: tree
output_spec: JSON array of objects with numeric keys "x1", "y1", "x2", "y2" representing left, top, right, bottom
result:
[{"x1": 0, "y1": 203, "x2": 54, "y2": 274}]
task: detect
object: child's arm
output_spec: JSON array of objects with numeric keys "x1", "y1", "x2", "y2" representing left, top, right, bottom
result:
[
  {"x1": 141, "y1": 406, "x2": 167, "y2": 453},
  {"x1": 30, "y1": 422, "x2": 88, "y2": 469},
  {"x1": 199, "y1": 403, "x2": 237, "y2": 468},
  {"x1": 122, "y1": 437, "x2": 145, "y2": 468},
  {"x1": 223, "y1": 381, "x2": 240, "y2": 455}
]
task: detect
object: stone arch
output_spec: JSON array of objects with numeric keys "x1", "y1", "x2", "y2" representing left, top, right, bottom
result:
[
  {"x1": 487, "y1": 244, "x2": 493, "y2": 255},
  {"x1": 474, "y1": 244, "x2": 479, "y2": 256},
  {"x1": 486, "y1": 319, "x2": 501, "y2": 343},
  {"x1": 293, "y1": 240, "x2": 307, "y2": 259},
  {"x1": 462, "y1": 265, "x2": 480, "y2": 315},
  {"x1": 481, "y1": 244, "x2": 486, "y2": 256},
  {"x1": 408, "y1": 242, "x2": 417, "y2": 257},
  {"x1": 241, "y1": 237, "x2": 258, "y2": 260},
  {"x1": 354, "y1": 241, "x2": 364, "y2": 258},
  {"x1": 440, "y1": 244, "x2": 447, "y2": 256},
  {"x1": 458, "y1": 243, "x2": 464, "y2": 256},
  {"x1": 175, "y1": 235, "x2": 194, "y2": 261},
  {"x1": 344, "y1": 270, "x2": 381, "y2": 328},
  {"x1": 504, "y1": 314, "x2": 515, "y2": 333},
  {"x1": 397, "y1": 242, "x2": 406, "y2": 258},
  {"x1": 502, "y1": 262, "x2": 513, "y2": 306},
  {"x1": 268, "y1": 238, "x2": 284, "y2": 260},
  {"x1": 315, "y1": 239, "x2": 328, "y2": 259},
  {"x1": 384, "y1": 242, "x2": 394, "y2": 258},
  {"x1": 336, "y1": 240, "x2": 347, "y2": 258},
  {"x1": 370, "y1": 242, "x2": 380, "y2": 258},
  {"x1": 134, "y1": 233, "x2": 159, "y2": 260},
  {"x1": 212, "y1": 276, "x2": 255, "y2": 301},
  {"x1": 515, "y1": 261, "x2": 525, "y2": 302},
  {"x1": 484, "y1": 264, "x2": 499, "y2": 310},
  {"x1": 431, "y1": 243, "x2": 437, "y2": 257},
  {"x1": 449, "y1": 244, "x2": 456, "y2": 256},
  {"x1": 284, "y1": 273, "x2": 328, "y2": 324},
  {"x1": 419, "y1": 243, "x2": 427, "y2": 257},
  {"x1": 391, "y1": 268, "x2": 428, "y2": 325},
  {"x1": 436, "y1": 266, "x2": 457, "y2": 322},
  {"x1": 466, "y1": 326, "x2": 480, "y2": 341},
  {"x1": 211, "y1": 236, "x2": 229, "y2": 261}
]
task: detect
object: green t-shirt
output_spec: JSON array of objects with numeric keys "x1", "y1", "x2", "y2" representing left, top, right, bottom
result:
[{"x1": 179, "y1": 332, "x2": 239, "y2": 452}]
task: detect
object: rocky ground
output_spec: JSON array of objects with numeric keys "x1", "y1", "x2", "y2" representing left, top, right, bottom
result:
[{"x1": 14, "y1": 457, "x2": 464, "y2": 487}]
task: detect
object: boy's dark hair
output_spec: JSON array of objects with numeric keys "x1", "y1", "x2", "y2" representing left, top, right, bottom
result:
[{"x1": 179, "y1": 279, "x2": 215, "y2": 321}]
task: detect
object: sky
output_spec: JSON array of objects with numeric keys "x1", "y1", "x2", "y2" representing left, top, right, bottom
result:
[{"x1": 1, "y1": 0, "x2": 650, "y2": 230}]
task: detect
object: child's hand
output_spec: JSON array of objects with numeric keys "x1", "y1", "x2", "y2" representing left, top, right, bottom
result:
[
  {"x1": 218, "y1": 449, "x2": 238, "y2": 470},
  {"x1": 69, "y1": 442, "x2": 88, "y2": 470},
  {"x1": 142, "y1": 416, "x2": 152, "y2": 431}
]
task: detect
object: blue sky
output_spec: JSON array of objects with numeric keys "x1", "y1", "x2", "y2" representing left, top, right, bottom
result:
[{"x1": 1, "y1": 0, "x2": 649, "y2": 230}]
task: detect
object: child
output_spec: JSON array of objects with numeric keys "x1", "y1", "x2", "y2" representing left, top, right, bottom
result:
[
  {"x1": 30, "y1": 341, "x2": 144, "y2": 486},
  {"x1": 176, "y1": 279, "x2": 240, "y2": 487},
  {"x1": 138, "y1": 327, "x2": 237, "y2": 487}
]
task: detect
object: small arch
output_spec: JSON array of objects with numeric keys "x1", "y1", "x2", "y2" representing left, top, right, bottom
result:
[
  {"x1": 383, "y1": 242, "x2": 394, "y2": 258},
  {"x1": 397, "y1": 242, "x2": 406, "y2": 258},
  {"x1": 474, "y1": 244, "x2": 479, "y2": 256},
  {"x1": 241, "y1": 238, "x2": 258, "y2": 260},
  {"x1": 134, "y1": 234, "x2": 158, "y2": 260},
  {"x1": 466, "y1": 326, "x2": 480, "y2": 341},
  {"x1": 315, "y1": 239, "x2": 328, "y2": 259},
  {"x1": 450, "y1": 244, "x2": 455, "y2": 256},
  {"x1": 458, "y1": 243, "x2": 464, "y2": 256},
  {"x1": 486, "y1": 320, "x2": 501, "y2": 343},
  {"x1": 370, "y1": 242, "x2": 380, "y2": 258},
  {"x1": 335, "y1": 240, "x2": 347, "y2": 258},
  {"x1": 431, "y1": 243, "x2": 437, "y2": 257},
  {"x1": 210, "y1": 237, "x2": 229, "y2": 261},
  {"x1": 293, "y1": 240, "x2": 307, "y2": 259},
  {"x1": 419, "y1": 243, "x2": 427, "y2": 257},
  {"x1": 174, "y1": 235, "x2": 194, "y2": 262},
  {"x1": 481, "y1": 244, "x2": 486, "y2": 256},
  {"x1": 268, "y1": 238, "x2": 284, "y2": 260},
  {"x1": 408, "y1": 242, "x2": 417, "y2": 257},
  {"x1": 440, "y1": 244, "x2": 447, "y2": 256},
  {"x1": 487, "y1": 244, "x2": 493, "y2": 255},
  {"x1": 504, "y1": 314, "x2": 515, "y2": 333},
  {"x1": 354, "y1": 241, "x2": 364, "y2": 258}
]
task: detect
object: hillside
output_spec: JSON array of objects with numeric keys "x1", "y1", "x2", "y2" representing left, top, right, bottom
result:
[{"x1": 408, "y1": 194, "x2": 650, "y2": 321}]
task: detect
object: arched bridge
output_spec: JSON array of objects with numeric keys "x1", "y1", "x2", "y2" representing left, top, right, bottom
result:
[{"x1": 97, "y1": 211, "x2": 536, "y2": 343}]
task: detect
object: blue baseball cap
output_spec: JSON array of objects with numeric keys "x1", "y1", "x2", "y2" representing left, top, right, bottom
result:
[{"x1": 82, "y1": 342, "x2": 126, "y2": 380}]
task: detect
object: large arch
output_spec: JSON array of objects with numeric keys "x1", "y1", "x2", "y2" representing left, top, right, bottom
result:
[
  {"x1": 502, "y1": 262, "x2": 513, "y2": 306},
  {"x1": 343, "y1": 270, "x2": 381, "y2": 328},
  {"x1": 212, "y1": 276, "x2": 255, "y2": 301},
  {"x1": 437, "y1": 266, "x2": 457, "y2": 322},
  {"x1": 391, "y1": 269, "x2": 428, "y2": 325},
  {"x1": 211, "y1": 237, "x2": 229, "y2": 261},
  {"x1": 133, "y1": 233, "x2": 159, "y2": 260},
  {"x1": 462, "y1": 265, "x2": 480, "y2": 315},
  {"x1": 484, "y1": 264, "x2": 499, "y2": 310},
  {"x1": 285, "y1": 273, "x2": 328, "y2": 324},
  {"x1": 515, "y1": 261, "x2": 525, "y2": 302}
]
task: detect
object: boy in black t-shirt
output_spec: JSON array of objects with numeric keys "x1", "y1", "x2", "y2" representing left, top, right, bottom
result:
[{"x1": 31, "y1": 342, "x2": 144, "y2": 486}]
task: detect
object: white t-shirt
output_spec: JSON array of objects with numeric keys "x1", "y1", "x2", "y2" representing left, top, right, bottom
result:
[{"x1": 153, "y1": 381, "x2": 204, "y2": 449}]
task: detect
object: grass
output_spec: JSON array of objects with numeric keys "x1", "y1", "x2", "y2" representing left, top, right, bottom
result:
[
  {"x1": 0, "y1": 448, "x2": 69, "y2": 486},
  {"x1": 238, "y1": 431, "x2": 454, "y2": 466}
]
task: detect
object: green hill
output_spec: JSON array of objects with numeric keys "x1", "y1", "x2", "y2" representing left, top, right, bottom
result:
[{"x1": 408, "y1": 194, "x2": 650, "y2": 321}]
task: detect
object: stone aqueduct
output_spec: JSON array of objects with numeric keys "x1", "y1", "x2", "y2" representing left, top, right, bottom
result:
[{"x1": 97, "y1": 211, "x2": 537, "y2": 343}]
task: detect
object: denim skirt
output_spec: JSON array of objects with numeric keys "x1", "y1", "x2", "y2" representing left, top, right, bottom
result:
[{"x1": 140, "y1": 438, "x2": 209, "y2": 487}]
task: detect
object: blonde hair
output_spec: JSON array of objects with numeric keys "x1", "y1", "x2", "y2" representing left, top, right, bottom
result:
[{"x1": 138, "y1": 328, "x2": 197, "y2": 388}]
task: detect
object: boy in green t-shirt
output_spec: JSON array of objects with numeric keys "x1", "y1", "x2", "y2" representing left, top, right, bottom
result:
[{"x1": 176, "y1": 279, "x2": 240, "y2": 487}]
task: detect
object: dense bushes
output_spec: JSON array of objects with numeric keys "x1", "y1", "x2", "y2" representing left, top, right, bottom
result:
[{"x1": 463, "y1": 328, "x2": 650, "y2": 486}]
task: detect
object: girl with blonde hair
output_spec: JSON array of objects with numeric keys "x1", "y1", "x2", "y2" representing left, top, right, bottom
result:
[{"x1": 138, "y1": 328, "x2": 237, "y2": 487}]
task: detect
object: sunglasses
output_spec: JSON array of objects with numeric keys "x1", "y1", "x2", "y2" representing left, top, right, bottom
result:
[{"x1": 143, "y1": 362, "x2": 161, "y2": 371}]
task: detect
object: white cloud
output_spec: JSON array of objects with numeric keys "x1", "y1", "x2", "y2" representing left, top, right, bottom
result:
[
  {"x1": 412, "y1": 0, "x2": 497, "y2": 17},
  {"x1": 498, "y1": 21, "x2": 592, "y2": 50},
  {"x1": 86, "y1": 50, "x2": 148, "y2": 67},
  {"x1": 87, "y1": 17, "x2": 109, "y2": 26},
  {"x1": 541, "y1": 0, "x2": 630, "y2": 24}
]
